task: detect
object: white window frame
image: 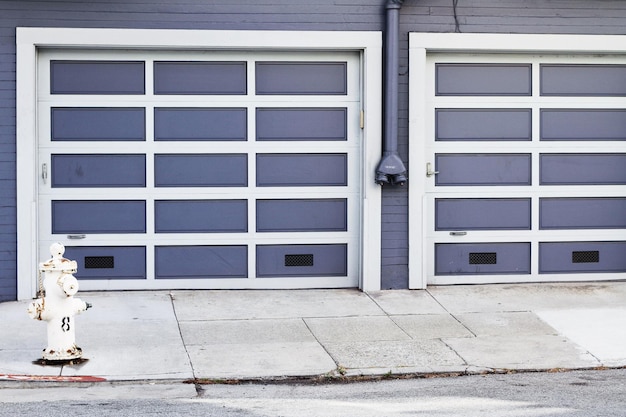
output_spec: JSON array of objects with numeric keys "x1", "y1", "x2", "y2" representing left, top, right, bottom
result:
[
  {"x1": 16, "y1": 28, "x2": 383, "y2": 300},
  {"x1": 409, "y1": 33, "x2": 626, "y2": 289}
]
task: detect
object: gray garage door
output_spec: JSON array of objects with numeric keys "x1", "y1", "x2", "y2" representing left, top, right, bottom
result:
[
  {"x1": 424, "y1": 55, "x2": 626, "y2": 284},
  {"x1": 37, "y1": 49, "x2": 361, "y2": 290}
]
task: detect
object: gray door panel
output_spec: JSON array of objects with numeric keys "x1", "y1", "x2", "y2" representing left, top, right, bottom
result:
[
  {"x1": 540, "y1": 242, "x2": 626, "y2": 273},
  {"x1": 435, "y1": 243, "x2": 531, "y2": 275}
]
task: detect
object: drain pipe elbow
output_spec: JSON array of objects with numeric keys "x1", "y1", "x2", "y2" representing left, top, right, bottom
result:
[
  {"x1": 375, "y1": 152, "x2": 408, "y2": 186},
  {"x1": 376, "y1": 0, "x2": 408, "y2": 186}
]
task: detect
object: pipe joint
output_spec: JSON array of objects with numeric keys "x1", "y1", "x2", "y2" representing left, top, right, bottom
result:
[{"x1": 386, "y1": 0, "x2": 405, "y2": 9}]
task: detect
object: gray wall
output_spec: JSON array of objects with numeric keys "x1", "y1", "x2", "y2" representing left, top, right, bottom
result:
[{"x1": 1, "y1": 0, "x2": 625, "y2": 299}]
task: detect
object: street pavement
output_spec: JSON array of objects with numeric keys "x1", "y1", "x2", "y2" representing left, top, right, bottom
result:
[{"x1": 1, "y1": 282, "x2": 625, "y2": 383}]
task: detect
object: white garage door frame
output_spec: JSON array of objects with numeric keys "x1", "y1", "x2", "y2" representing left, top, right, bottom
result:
[
  {"x1": 409, "y1": 33, "x2": 626, "y2": 289},
  {"x1": 16, "y1": 28, "x2": 383, "y2": 300}
]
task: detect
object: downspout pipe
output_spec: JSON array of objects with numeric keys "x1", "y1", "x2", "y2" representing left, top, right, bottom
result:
[{"x1": 375, "y1": 0, "x2": 408, "y2": 186}]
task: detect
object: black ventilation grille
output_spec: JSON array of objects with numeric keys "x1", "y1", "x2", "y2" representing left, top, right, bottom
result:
[
  {"x1": 85, "y1": 256, "x2": 115, "y2": 269},
  {"x1": 285, "y1": 254, "x2": 314, "y2": 267},
  {"x1": 469, "y1": 252, "x2": 497, "y2": 265},
  {"x1": 572, "y1": 250, "x2": 599, "y2": 263}
]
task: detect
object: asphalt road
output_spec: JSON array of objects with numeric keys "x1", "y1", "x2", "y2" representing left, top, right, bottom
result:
[{"x1": 1, "y1": 369, "x2": 625, "y2": 416}]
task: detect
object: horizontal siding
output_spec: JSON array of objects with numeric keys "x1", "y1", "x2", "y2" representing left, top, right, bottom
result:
[
  {"x1": 2, "y1": 0, "x2": 626, "y2": 298},
  {"x1": 0, "y1": 22, "x2": 15, "y2": 301}
]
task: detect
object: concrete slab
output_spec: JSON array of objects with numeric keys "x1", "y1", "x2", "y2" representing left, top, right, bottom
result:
[
  {"x1": 187, "y1": 342, "x2": 337, "y2": 379},
  {"x1": 444, "y1": 335, "x2": 600, "y2": 370},
  {"x1": 0, "y1": 349, "x2": 63, "y2": 376},
  {"x1": 536, "y1": 308, "x2": 626, "y2": 367},
  {"x1": 454, "y1": 312, "x2": 558, "y2": 337},
  {"x1": 80, "y1": 291, "x2": 177, "y2": 321},
  {"x1": 1, "y1": 300, "x2": 48, "y2": 350},
  {"x1": 59, "y1": 291, "x2": 193, "y2": 380},
  {"x1": 367, "y1": 290, "x2": 447, "y2": 315},
  {"x1": 391, "y1": 314, "x2": 474, "y2": 339},
  {"x1": 0, "y1": 301, "x2": 68, "y2": 376},
  {"x1": 60, "y1": 345, "x2": 193, "y2": 380},
  {"x1": 172, "y1": 289, "x2": 384, "y2": 321},
  {"x1": 428, "y1": 283, "x2": 626, "y2": 314},
  {"x1": 304, "y1": 316, "x2": 410, "y2": 343},
  {"x1": 179, "y1": 319, "x2": 316, "y2": 345},
  {"x1": 323, "y1": 340, "x2": 466, "y2": 374},
  {"x1": 77, "y1": 320, "x2": 183, "y2": 347}
]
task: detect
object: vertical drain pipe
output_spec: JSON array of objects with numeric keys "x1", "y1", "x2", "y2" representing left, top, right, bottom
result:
[{"x1": 375, "y1": 0, "x2": 408, "y2": 186}]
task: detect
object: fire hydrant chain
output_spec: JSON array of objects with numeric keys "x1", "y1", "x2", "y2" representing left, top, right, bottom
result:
[
  {"x1": 37, "y1": 270, "x2": 44, "y2": 298},
  {"x1": 27, "y1": 243, "x2": 92, "y2": 362}
]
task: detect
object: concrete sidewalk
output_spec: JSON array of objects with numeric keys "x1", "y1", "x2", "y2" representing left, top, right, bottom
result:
[{"x1": 1, "y1": 283, "x2": 625, "y2": 382}]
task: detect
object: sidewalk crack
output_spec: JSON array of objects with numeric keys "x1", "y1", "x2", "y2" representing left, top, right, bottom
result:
[
  {"x1": 426, "y1": 289, "x2": 477, "y2": 338},
  {"x1": 301, "y1": 317, "x2": 343, "y2": 375},
  {"x1": 169, "y1": 292, "x2": 198, "y2": 389}
]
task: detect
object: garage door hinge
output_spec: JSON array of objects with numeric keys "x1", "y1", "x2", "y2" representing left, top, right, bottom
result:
[
  {"x1": 360, "y1": 110, "x2": 364, "y2": 129},
  {"x1": 41, "y1": 163, "x2": 47, "y2": 184}
]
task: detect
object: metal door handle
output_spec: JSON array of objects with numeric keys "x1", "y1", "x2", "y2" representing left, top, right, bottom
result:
[
  {"x1": 426, "y1": 162, "x2": 439, "y2": 178},
  {"x1": 449, "y1": 231, "x2": 467, "y2": 236},
  {"x1": 67, "y1": 234, "x2": 86, "y2": 240}
]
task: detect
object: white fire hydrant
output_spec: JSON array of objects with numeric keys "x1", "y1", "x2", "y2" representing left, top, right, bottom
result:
[{"x1": 27, "y1": 243, "x2": 91, "y2": 361}]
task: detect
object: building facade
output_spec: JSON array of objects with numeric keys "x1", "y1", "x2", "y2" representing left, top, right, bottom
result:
[{"x1": 1, "y1": 0, "x2": 625, "y2": 301}]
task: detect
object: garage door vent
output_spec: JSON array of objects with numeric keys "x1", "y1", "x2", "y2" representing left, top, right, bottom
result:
[
  {"x1": 285, "y1": 254, "x2": 314, "y2": 267},
  {"x1": 469, "y1": 252, "x2": 497, "y2": 265},
  {"x1": 85, "y1": 256, "x2": 115, "y2": 269},
  {"x1": 572, "y1": 251, "x2": 599, "y2": 263}
]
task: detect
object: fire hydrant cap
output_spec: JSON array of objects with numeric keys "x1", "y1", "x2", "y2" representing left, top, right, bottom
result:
[{"x1": 61, "y1": 275, "x2": 79, "y2": 296}]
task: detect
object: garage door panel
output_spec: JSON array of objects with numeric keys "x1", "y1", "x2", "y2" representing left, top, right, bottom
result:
[
  {"x1": 435, "y1": 64, "x2": 532, "y2": 96},
  {"x1": 256, "y1": 108, "x2": 347, "y2": 141},
  {"x1": 255, "y1": 62, "x2": 347, "y2": 95},
  {"x1": 154, "y1": 154, "x2": 248, "y2": 187},
  {"x1": 50, "y1": 60, "x2": 145, "y2": 95},
  {"x1": 155, "y1": 245, "x2": 248, "y2": 279},
  {"x1": 435, "y1": 198, "x2": 531, "y2": 230},
  {"x1": 541, "y1": 109, "x2": 626, "y2": 141},
  {"x1": 435, "y1": 243, "x2": 531, "y2": 275},
  {"x1": 540, "y1": 64, "x2": 626, "y2": 96},
  {"x1": 256, "y1": 199, "x2": 347, "y2": 232},
  {"x1": 64, "y1": 246, "x2": 146, "y2": 280},
  {"x1": 51, "y1": 108, "x2": 146, "y2": 141},
  {"x1": 256, "y1": 244, "x2": 347, "y2": 277},
  {"x1": 153, "y1": 61, "x2": 247, "y2": 95},
  {"x1": 52, "y1": 200, "x2": 146, "y2": 234},
  {"x1": 540, "y1": 198, "x2": 626, "y2": 229},
  {"x1": 256, "y1": 153, "x2": 347, "y2": 187},
  {"x1": 154, "y1": 108, "x2": 247, "y2": 141},
  {"x1": 155, "y1": 200, "x2": 247, "y2": 233},
  {"x1": 435, "y1": 154, "x2": 532, "y2": 186},
  {"x1": 539, "y1": 242, "x2": 626, "y2": 273},
  {"x1": 436, "y1": 109, "x2": 532, "y2": 141},
  {"x1": 52, "y1": 154, "x2": 146, "y2": 188},
  {"x1": 540, "y1": 154, "x2": 626, "y2": 185}
]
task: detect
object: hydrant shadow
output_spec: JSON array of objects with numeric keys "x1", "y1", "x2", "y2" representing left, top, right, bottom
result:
[{"x1": 32, "y1": 357, "x2": 90, "y2": 368}]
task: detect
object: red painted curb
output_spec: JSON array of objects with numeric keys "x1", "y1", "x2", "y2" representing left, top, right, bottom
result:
[{"x1": 0, "y1": 374, "x2": 107, "y2": 382}]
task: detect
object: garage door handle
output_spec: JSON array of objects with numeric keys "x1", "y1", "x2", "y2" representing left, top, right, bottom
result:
[
  {"x1": 449, "y1": 231, "x2": 467, "y2": 236},
  {"x1": 67, "y1": 234, "x2": 86, "y2": 240},
  {"x1": 426, "y1": 162, "x2": 439, "y2": 178}
]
